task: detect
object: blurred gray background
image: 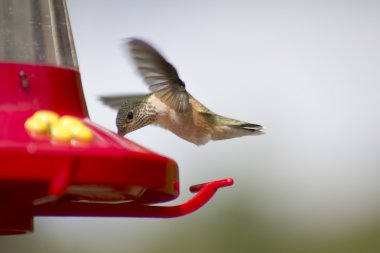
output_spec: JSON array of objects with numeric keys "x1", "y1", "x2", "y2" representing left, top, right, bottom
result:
[{"x1": 2, "y1": 0, "x2": 380, "y2": 252}]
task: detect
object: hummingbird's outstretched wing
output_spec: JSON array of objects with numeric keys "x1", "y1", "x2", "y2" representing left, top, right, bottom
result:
[{"x1": 128, "y1": 38, "x2": 190, "y2": 113}]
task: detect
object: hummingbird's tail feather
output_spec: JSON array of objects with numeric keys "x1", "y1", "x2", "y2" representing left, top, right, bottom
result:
[
  {"x1": 230, "y1": 123, "x2": 264, "y2": 133},
  {"x1": 209, "y1": 115, "x2": 264, "y2": 141},
  {"x1": 99, "y1": 94, "x2": 147, "y2": 110}
]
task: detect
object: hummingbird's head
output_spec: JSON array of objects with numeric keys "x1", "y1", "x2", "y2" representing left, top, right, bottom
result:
[{"x1": 116, "y1": 96, "x2": 157, "y2": 135}]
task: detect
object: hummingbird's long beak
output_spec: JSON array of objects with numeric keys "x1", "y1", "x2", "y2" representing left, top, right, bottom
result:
[{"x1": 117, "y1": 127, "x2": 125, "y2": 135}]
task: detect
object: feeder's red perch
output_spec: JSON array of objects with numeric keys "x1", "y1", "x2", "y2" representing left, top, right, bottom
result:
[{"x1": 35, "y1": 178, "x2": 234, "y2": 218}]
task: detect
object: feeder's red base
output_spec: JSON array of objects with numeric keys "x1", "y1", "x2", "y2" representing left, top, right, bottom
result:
[{"x1": 0, "y1": 63, "x2": 234, "y2": 235}]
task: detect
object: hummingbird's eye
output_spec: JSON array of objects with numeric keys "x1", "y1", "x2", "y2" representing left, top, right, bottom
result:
[{"x1": 127, "y1": 111, "x2": 134, "y2": 120}]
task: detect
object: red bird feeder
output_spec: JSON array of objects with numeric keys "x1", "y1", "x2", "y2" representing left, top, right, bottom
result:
[{"x1": 0, "y1": 0, "x2": 233, "y2": 235}]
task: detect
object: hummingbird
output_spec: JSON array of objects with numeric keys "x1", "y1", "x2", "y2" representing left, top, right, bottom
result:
[{"x1": 100, "y1": 38, "x2": 264, "y2": 145}]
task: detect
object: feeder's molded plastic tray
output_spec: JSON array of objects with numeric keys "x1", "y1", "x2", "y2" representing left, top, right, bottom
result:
[{"x1": 0, "y1": 63, "x2": 179, "y2": 204}]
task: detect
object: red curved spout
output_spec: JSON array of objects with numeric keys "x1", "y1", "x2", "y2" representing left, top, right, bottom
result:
[{"x1": 35, "y1": 178, "x2": 234, "y2": 218}]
